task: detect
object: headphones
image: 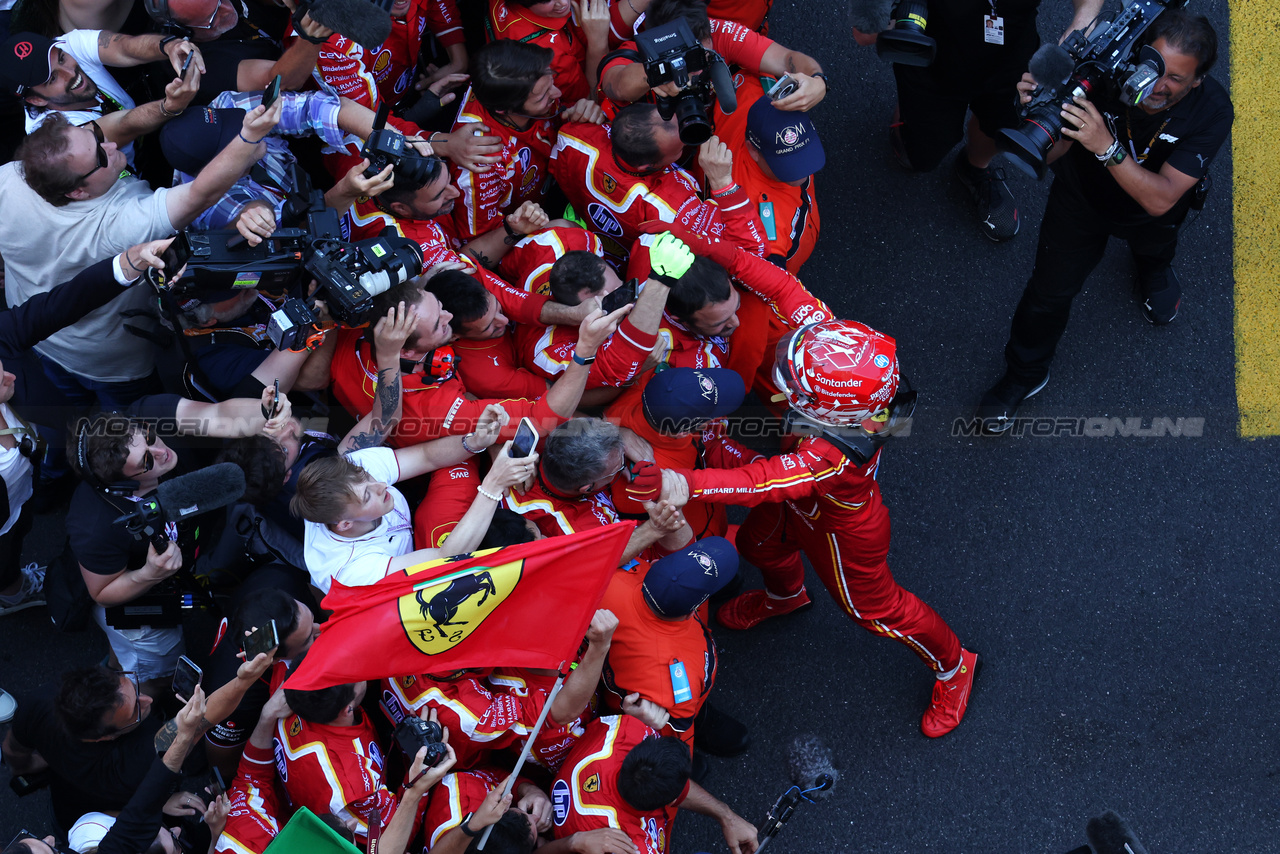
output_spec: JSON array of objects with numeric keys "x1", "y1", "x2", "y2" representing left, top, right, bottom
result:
[{"x1": 73, "y1": 415, "x2": 141, "y2": 496}]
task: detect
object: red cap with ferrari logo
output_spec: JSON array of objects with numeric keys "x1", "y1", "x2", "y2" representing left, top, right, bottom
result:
[{"x1": 773, "y1": 319, "x2": 901, "y2": 429}]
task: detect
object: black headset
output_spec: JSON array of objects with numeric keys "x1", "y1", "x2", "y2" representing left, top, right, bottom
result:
[{"x1": 73, "y1": 415, "x2": 141, "y2": 496}]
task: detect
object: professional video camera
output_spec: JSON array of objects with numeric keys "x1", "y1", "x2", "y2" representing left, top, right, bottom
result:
[
  {"x1": 997, "y1": 0, "x2": 1187, "y2": 178},
  {"x1": 636, "y1": 17, "x2": 737, "y2": 146},
  {"x1": 157, "y1": 211, "x2": 424, "y2": 351}
]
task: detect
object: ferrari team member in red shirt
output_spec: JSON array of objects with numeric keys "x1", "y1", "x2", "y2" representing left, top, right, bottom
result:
[
  {"x1": 606, "y1": 367, "x2": 757, "y2": 540},
  {"x1": 629, "y1": 225, "x2": 830, "y2": 399},
  {"x1": 661, "y1": 320, "x2": 980, "y2": 738},
  {"x1": 324, "y1": 274, "x2": 628, "y2": 446},
  {"x1": 597, "y1": 537, "x2": 741, "y2": 753},
  {"x1": 551, "y1": 715, "x2": 758, "y2": 854},
  {"x1": 549, "y1": 103, "x2": 766, "y2": 258},
  {"x1": 422, "y1": 766, "x2": 552, "y2": 849},
  {"x1": 288, "y1": 0, "x2": 467, "y2": 116},
  {"x1": 716, "y1": 84, "x2": 824, "y2": 275},
  {"x1": 341, "y1": 155, "x2": 574, "y2": 332},
  {"x1": 597, "y1": 0, "x2": 827, "y2": 117},
  {"x1": 276, "y1": 671, "x2": 395, "y2": 842},
  {"x1": 378, "y1": 609, "x2": 618, "y2": 770},
  {"x1": 498, "y1": 226, "x2": 608, "y2": 295},
  {"x1": 486, "y1": 0, "x2": 615, "y2": 104},
  {"x1": 212, "y1": 689, "x2": 293, "y2": 854},
  {"x1": 449, "y1": 40, "x2": 608, "y2": 242}
]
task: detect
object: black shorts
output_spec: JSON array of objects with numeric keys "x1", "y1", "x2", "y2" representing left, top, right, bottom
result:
[{"x1": 893, "y1": 33, "x2": 1039, "y2": 172}]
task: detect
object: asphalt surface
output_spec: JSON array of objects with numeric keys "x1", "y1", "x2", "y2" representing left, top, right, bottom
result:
[{"x1": 6, "y1": 1, "x2": 1277, "y2": 852}]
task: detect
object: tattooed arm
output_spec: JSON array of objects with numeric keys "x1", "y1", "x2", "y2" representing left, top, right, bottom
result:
[
  {"x1": 339, "y1": 302, "x2": 417, "y2": 453},
  {"x1": 154, "y1": 652, "x2": 276, "y2": 755}
]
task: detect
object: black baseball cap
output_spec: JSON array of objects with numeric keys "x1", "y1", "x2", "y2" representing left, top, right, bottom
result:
[
  {"x1": 745, "y1": 95, "x2": 826, "y2": 183},
  {"x1": 0, "y1": 33, "x2": 55, "y2": 95}
]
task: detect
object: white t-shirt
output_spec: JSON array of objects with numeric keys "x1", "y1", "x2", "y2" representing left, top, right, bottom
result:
[
  {"x1": 303, "y1": 448, "x2": 413, "y2": 594},
  {"x1": 26, "y1": 29, "x2": 138, "y2": 163},
  {"x1": 0, "y1": 403, "x2": 35, "y2": 537}
]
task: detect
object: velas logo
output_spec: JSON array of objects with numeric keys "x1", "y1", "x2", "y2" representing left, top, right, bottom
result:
[
  {"x1": 14, "y1": 41, "x2": 33, "y2": 59},
  {"x1": 398, "y1": 559, "x2": 524, "y2": 653}
]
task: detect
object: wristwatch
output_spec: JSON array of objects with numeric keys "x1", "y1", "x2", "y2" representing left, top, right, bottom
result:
[
  {"x1": 572, "y1": 351, "x2": 596, "y2": 366},
  {"x1": 1096, "y1": 139, "x2": 1128, "y2": 167},
  {"x1": 812, "y1": 72, "x2": 829, "y2": 90}
]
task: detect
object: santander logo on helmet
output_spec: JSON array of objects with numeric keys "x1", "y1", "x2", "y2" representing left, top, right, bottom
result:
[{"x1": 776, "y1": 319, "x2": 900, "y2": 429}]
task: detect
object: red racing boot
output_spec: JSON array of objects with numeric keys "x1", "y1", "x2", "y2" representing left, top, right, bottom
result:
[
  {"x1": 715, "y1": 588, "x2": 812, "y2": 631},
  {"x1": 920, "y1": 648, "x2": 979, "y2": 738}
]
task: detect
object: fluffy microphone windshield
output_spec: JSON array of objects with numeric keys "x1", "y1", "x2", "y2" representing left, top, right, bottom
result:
[
  {"x1": 786, "y1": 734, "x2": 838, "y2": 798},
  {"x1": 848, "y1": 0, "x2": 893, "y2": 35},
  {"x1": 1028, "y1": 43, "x2": 1077, "y2": 88},
  {"x1": 155, "y1": 463, "x2": 246, "y2": 521},
  {"x1": 304, "y1": 0, "x2": 393, "y2": 48}
]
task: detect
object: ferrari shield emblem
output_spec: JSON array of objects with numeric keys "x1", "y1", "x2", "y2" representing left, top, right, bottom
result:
[
  {"x1": 583, "y1": 773, "x2": 600, "y2": 793},
  {"x1": 398, "y1": 558, "x2": 524, "y2": 653},
  {"x1": 602, "y1": 173, "x2": 617, "y2": 194}
]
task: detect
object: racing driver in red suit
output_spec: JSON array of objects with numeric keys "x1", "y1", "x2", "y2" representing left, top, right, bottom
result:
[{"x1": 660, "y1": 320, "x2": 980, "y2": 738}]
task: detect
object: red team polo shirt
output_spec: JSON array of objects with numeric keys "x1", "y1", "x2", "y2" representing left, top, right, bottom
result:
[{"x1": 551, "y1": 715, "x2": 688, "y2": 854}]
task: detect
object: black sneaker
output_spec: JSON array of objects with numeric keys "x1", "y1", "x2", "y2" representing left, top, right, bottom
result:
[
  {"x1": 954, "y1": 153, "x2": 1020, "y2": 242},
  {"x1": 1140, "y1": 267, "x2": 1181, "y2": 325},
  {"x1": 975, "y1": 371, "x2": 1050, "y2": 434}
]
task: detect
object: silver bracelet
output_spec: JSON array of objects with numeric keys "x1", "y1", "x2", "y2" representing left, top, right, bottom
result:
[
  {"x1": 460, "y1": 432, "x2": 483, "y2": 454},
  {"x1": 476, "y1": 485, "x2": 502, "y2": 502},
  {"x1": 1094, "y1": 139, "x2": 1120, "y2": 163}
]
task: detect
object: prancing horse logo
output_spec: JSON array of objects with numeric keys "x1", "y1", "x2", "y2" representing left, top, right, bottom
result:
[{"x1": 398, "y1": 554, "x2": 524, "y2": 653}]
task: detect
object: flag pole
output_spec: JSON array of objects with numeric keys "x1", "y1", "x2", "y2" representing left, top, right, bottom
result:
[{"x1": 476, "y1": 669, "x2": 567, "y2": 850}]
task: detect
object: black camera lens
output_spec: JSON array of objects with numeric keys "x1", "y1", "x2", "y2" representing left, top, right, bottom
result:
[
  {"x1": 876, "y1": 0, "x2": 936, "y2": 67},
  {"x1": 996, "y1": 103, "x2": 1064, "y2": 179},
  {"x1": 672, "y1": 94, "x2": 714, "y2": 145}
]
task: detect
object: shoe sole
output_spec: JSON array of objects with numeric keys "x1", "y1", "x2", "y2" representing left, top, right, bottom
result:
[
  {"x1": 979, "y1": 374, "x2": 1050, "y2": 435},
  {"x1": 0, "y1": 598, "x2": 47, "y2": 617},
  {"x1": 716, "y1": 598, "x2": 813, "y2": 631}
]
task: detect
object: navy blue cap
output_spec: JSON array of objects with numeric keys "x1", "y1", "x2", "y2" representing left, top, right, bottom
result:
[
  {"x1": 641, "y1": 368, "x2": 745, "y2": 435},
  {"x1": 160, "y1": 107, "x2": 247, "y2": 176},
  {"x1": 0, "y1": 33, "x2": 55, "y2": 95},
  {"x1": 642, "y1": 537, "x2": 739, "y2": 618},
  {"x1": 745, "y1": 95, "x2": 825, "y2": 183}
]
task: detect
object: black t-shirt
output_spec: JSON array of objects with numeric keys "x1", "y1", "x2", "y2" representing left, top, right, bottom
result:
[
  {"x1": 10, "y1": 682, "x2": 165, "y2": 830},
  {"x1": 924, "y1": 0, "x2": 1041, "y2": 76},
  {"x1": 1053, "y1": 75, "x2": 1234, "y2": 224}
]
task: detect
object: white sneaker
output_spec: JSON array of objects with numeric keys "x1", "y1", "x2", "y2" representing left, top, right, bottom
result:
[
  {"x1": 0, "y1": 688, "x2": 16, "y2": 723},
  {"x1": 0, "y1": 563, "x2": 47, "y2": 616}
]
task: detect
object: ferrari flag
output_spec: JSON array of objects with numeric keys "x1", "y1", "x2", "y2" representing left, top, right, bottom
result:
[{"x1": 286, "y1": 524, "x2": 633, "y2": 690}]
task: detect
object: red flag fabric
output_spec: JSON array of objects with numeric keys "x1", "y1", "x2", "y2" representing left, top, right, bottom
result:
[{"x1": 286, "y1": 524, "x2": 634, "y2": 690}]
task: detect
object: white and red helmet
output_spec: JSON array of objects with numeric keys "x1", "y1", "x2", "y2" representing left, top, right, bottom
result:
[{"x1": 773, "y1": 320, "x2": 901, "y2": 428}]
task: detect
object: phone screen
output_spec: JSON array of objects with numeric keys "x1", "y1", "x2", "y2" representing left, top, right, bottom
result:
[
  {"x1": 601, "y1": 280, "x2": 639, "y2": 314},
  {"x1": 509, "y1": 418, "x2": 538, "y2": 458},
  {"x1": 242, "y1": 620, "x2": 279, "y2": 660},
  {"x1": 171, "y1": 656, "x2": 203, "y2": 698}
]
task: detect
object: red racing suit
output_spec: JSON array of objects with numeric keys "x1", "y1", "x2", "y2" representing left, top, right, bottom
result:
[
  {"x1": 289, "y1": 0, "x2": 463, "y2": 111},
  {"x1": 341, "y1": 198, "x2": 552, "y2": 328},
  {"x1": 272, "y1": 711, "x2": 396, "y2": 842},
  {"x1": 498, "y1": 226, "x2": 605, "y2": 295},
  {"x1": 551, "y1": 715, "x2": 687, "y2": 854},
  {"x1": 676, "y1": 438, "x2": 962, "y2": 673},
  {"x1": 486, "y1": 0, "x2": 618, "y2": 104},
  {"x1": 214, "y1": 742, "x2": 283, "y2": 854},
  {"x1": 452, "y1": 333, "x2": 550, "y2": 401},
  {"x1": 450, "y1": 88, "x2": 557, "y2": 242},
  {"x1": 549, "y1": 121, "x2": 766, "y2": 260},
  {"x1": 413, "y1": 459, "x2": 480, "y2": 548}
]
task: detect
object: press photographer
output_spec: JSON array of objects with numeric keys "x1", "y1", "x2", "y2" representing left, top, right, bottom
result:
[
  {"x1": 848, "y1": 0, "x2": 1103, "y2": 243},
  {"x1": 598, "y1": 0, "x2": 828, "y2": 119},
  {"x1": 62, "y1": 389, "x2": 294, "y2": 696},
  {"x1": 975, "y1": 7, "x2": 1232, "y2": 433}
]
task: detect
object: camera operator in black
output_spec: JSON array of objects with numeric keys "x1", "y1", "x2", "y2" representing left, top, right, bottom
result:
[
  {"x1": 853, "y1": 0, "x2": 1102, "y2": 242},
  {"x1": 64, "y1": 390, "x2": 293, "y2": 696},
  {"x1": 976, "y1": 10, "x2": 1233, "y2": 432}
]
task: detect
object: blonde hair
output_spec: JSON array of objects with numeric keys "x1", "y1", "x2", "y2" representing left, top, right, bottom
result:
[{"x1": 289, "y1": 455, "x2": 372, "y2": 524}]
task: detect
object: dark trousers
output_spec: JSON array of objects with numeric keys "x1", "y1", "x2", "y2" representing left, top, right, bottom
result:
[{"x1": 1003, "y1": 177, "x2": 1185, "y2": 383}]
